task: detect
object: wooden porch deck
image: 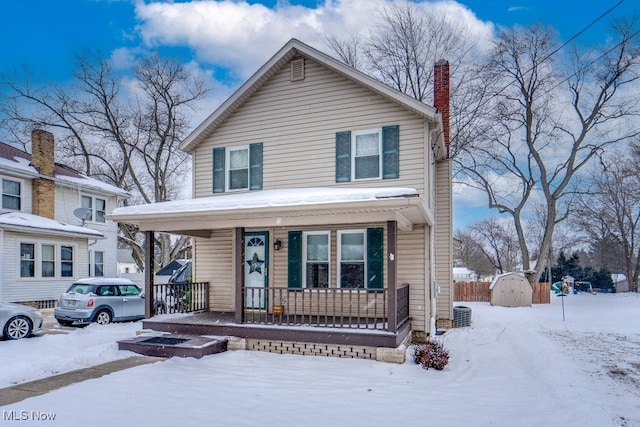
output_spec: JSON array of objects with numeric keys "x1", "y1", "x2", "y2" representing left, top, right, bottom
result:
[{"x1": 142, "y1": 311, "x2": 411, "y2": 349}]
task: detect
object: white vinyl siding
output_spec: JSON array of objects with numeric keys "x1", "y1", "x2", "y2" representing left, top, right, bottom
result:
[
  {"x1": 192, "y1": 58, "x2": 428, "y2": 198},
  {"x1": 1, "y1": 232, "x2": 89, "y2": 303}
]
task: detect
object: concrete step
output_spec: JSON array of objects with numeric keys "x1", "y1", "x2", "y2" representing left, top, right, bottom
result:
[{"x1": 118, "y1": 334, "x2": 227, "y2": 358}]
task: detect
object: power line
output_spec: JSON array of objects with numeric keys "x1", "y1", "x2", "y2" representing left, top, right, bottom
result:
[{"x1": 484, "y1": 0, "x2": 625, "y2": 104}]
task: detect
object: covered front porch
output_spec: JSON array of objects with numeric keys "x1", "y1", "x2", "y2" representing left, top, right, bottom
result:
[{"x1": 110, "y1": 187, "x2": 432, "y2": 355}]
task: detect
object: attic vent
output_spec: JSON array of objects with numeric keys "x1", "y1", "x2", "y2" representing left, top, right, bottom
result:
[{"x1": 290, "y1": 58, "x2": 305, "y2": 81}]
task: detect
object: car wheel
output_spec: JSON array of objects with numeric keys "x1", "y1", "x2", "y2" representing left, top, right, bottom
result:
[
  {"x1": 57, "y1": 319, "x2": 73, "y2": 327},
  {"x1": 94, "y1": 310, "x2": 112, "y2": 325},
  {"x1": 4, "y1": 316, "x2": 32, "y2": 340}
]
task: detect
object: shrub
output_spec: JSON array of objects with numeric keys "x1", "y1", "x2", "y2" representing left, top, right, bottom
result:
[{"x1": 412, "y1": 341, "x2": 449, "y2": 370}]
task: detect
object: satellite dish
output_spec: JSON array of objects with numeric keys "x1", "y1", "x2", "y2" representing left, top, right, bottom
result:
[{"x1": 73, "y1": 207, "x2": 92, "y2": 225}]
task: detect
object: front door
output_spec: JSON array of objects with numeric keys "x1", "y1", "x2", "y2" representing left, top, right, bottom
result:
[{"x1": 245, "y1": 232, "x2": 268, "y2": 309}]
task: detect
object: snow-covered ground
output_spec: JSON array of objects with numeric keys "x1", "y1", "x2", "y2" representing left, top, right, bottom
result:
[{"x1": 1, "y1": 292, "x2": 639, "y2": 426}]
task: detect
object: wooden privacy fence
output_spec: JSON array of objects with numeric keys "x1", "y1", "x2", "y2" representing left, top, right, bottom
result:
[{"x1": 454, "y1": 281, "x2": 551, "y2": 304}]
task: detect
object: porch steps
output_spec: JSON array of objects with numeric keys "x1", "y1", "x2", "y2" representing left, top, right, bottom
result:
[{"x1": 118, "y1": 334, "x2": 227, "y2": 359}]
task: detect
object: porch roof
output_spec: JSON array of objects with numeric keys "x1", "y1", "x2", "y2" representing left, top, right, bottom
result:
[
  {"x1": 109, "y1": 187, "x2": 431, "y2": 236},
  {"x1": 0, "y1": 211, "x2": 105, "y2": 239}
]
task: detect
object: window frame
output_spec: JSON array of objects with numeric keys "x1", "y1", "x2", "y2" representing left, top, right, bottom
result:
[
  {"x1": 90, "y1": 250, "x2": 105, "y2": 277},
  {"x1": 351, "y1": 128, "x2": 382, "y2": 181},
  {"x1": 81, "y1": 195, "x2": 107, "y2": 223},
  {"x1": 337, "y1": 229, "x2": 367, "y2": 289},
  {"x1": 41, "y1": 244, "x2": 56, "y2": 278},
  {"x1": 17, "y1": 241, "x2": 77, "y2": 280},
  {"x1": 20, "y1": 242, "x2": 35, "y2": 278},
  {"x1": 225, "y1": 145, "x2": 250, "y2": 191},
  {"x1": 2, "y1": 178, "x2": 22, "y2": 210},
  {"x1": 60, "y1": 245, "x2": 74, "y2": 278},
  {"x1": 302, "y1": 231, "x2": 331, "y2": 289}
]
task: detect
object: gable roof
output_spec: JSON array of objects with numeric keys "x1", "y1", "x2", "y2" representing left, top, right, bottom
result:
[
  {"x1": 0, "y1": 141, "x2": 130, "y2": 198},
  {"x1": 180, "y1": 38, "x2": 444, "y2": 153}
]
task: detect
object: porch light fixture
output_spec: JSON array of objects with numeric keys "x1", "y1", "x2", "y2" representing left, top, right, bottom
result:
[{"x1": 274, "y1": 239, "x2": 282, "y2": 251}]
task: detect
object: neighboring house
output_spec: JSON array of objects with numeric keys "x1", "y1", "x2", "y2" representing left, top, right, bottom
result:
[
  {"x1": 0, "y1": 130, "x2": 130, "y2": 306},
  {"x1": 453, "y1": 267, "x2": 478, "y2": 282},
  {"x1": 110, "y1": 39, "x2": 452, "y2": 362},
  {"x1": 117, "y1": 248, "x2": 141, "y2": 275}
]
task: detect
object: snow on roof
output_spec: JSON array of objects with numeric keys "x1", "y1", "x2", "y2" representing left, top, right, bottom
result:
[
  {"x1": 55, "y1": 174, "x2": 130, "y2": 198},
  {"x1": 0, "y1": 141, "x2": 130, "y2": 198},
  {"x1": 111, "y1": 187, "x2": 419, "y2": 217},
  {"x1": 0, "y1": 211, "x2": 105, "y2": 239}
]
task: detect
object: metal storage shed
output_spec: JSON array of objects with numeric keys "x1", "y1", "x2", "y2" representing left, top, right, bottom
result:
[{"x1": 490, "y1": 273, "x2": 533, "y2": 307}]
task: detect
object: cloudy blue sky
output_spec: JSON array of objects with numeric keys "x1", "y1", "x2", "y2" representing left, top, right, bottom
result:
[{"x1": 0, "y1": 0, "x2": 636, "y2": 228}]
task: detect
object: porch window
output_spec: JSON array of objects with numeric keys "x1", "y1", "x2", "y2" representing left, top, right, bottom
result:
[
  {"x1": 61, "y1": 246, "x2": 74, "y2": 277},
  {"x1": 338, "y1": 230, "x2": 365, "y2": 288},
  {"x1": 41, "y1": 244, "x2": 55, "y2": 278},
  {"x1": 2, "y1": 179, "x2": 21, "y2": 210},
  {"x1": 303, "y1": 231, "x2": 330, "y2": 288},
  {"x1": 335, "y1": 125, "x2": 399, "y2": 182},
  {"x1": 20, "y1": 243, "x2": 35, "y2": 278}
]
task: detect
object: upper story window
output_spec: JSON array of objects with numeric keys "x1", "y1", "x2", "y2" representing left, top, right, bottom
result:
[
  {"x1": 82, "y1": 195, "x2": 106, "y2": 223},
  {"x1": 227, "y1": 146, "x2": 249, "y2": 190},
  {"x1": 212, "y1": 143, "x2": 263, "y2": 193},
  {"x1": 353, "y1": 129, "x2": 381, "y2": 179},
  {"x1": 335, "y1": 125, "x2": 399, "y2": 183},
  {"x1": 2, "y1": 179, "x2": 21, "y2": 210}
]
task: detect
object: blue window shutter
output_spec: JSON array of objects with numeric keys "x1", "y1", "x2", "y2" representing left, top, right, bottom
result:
[
  {"x1": 367, "y1": 228, "x2": 384, "y2": 290},
  {"x1": 382, "y1": 125, "x2": 399, "y2": 179},
  {"x1": 249, "y1": 143, "x2": 263, "y2": 190},
  {"x1": 212, "y1": 147, "x2": 225, "y2": 193},
  {"x1": 288, "y1": 231, "x2": 302, "y2": 288},
  {"x1": 335, "y1": 131, "x2": 351, "y2": 182}
]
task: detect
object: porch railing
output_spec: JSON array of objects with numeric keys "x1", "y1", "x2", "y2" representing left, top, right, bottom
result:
[
  {"x1": 152, "y1": 282, "x2": 209, "y2": 314},
  {"x1": 242, "y1": 284, "x2": 410, "y2": 332}
]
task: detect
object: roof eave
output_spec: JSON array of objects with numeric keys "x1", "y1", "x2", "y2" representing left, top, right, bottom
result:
[
  {"x1": 180, "y1": 38, "x2": 440, "y2": 153},
  {"x1": 0, "y1": 223, "x2": 105, "y2": 240}
]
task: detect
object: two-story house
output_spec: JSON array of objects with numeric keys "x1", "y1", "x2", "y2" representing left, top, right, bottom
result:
[
  {"x1": 110, "y1": 39, "x2": 452, "y2": 362},
  {"x1": 0, "y1": 130, "x2": 130, "y2": 307}
]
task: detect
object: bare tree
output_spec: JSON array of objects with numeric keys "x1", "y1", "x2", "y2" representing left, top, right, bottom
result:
[
  {"x1": 0, "y1": 51, "x2": 208, "y2": 270},
  {"x1": 571, "y1": 151, "x2": 640, "y2": 291},
  {"x1": 456, "y1": 218, "x2": 521, "y2": 278},
  {"x1": 456, "y1": 20, "x2": 640, "y2": 283},
  {"x1": 325, "y1": 0, "x2": 490, "y2": 157}
]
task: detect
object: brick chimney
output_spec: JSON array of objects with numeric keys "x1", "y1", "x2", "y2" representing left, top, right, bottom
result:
[
  {"x1": 433, "y1": 59, "x2": 450, "y2": 158},
  {"x1": 31, "y1": 129, "x2": 56, "y2": 219}
]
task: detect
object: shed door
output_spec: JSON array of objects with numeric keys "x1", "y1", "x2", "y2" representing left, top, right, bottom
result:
[{"x1": 244, "y1": 232, "x2": 268, "y2": 309}]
